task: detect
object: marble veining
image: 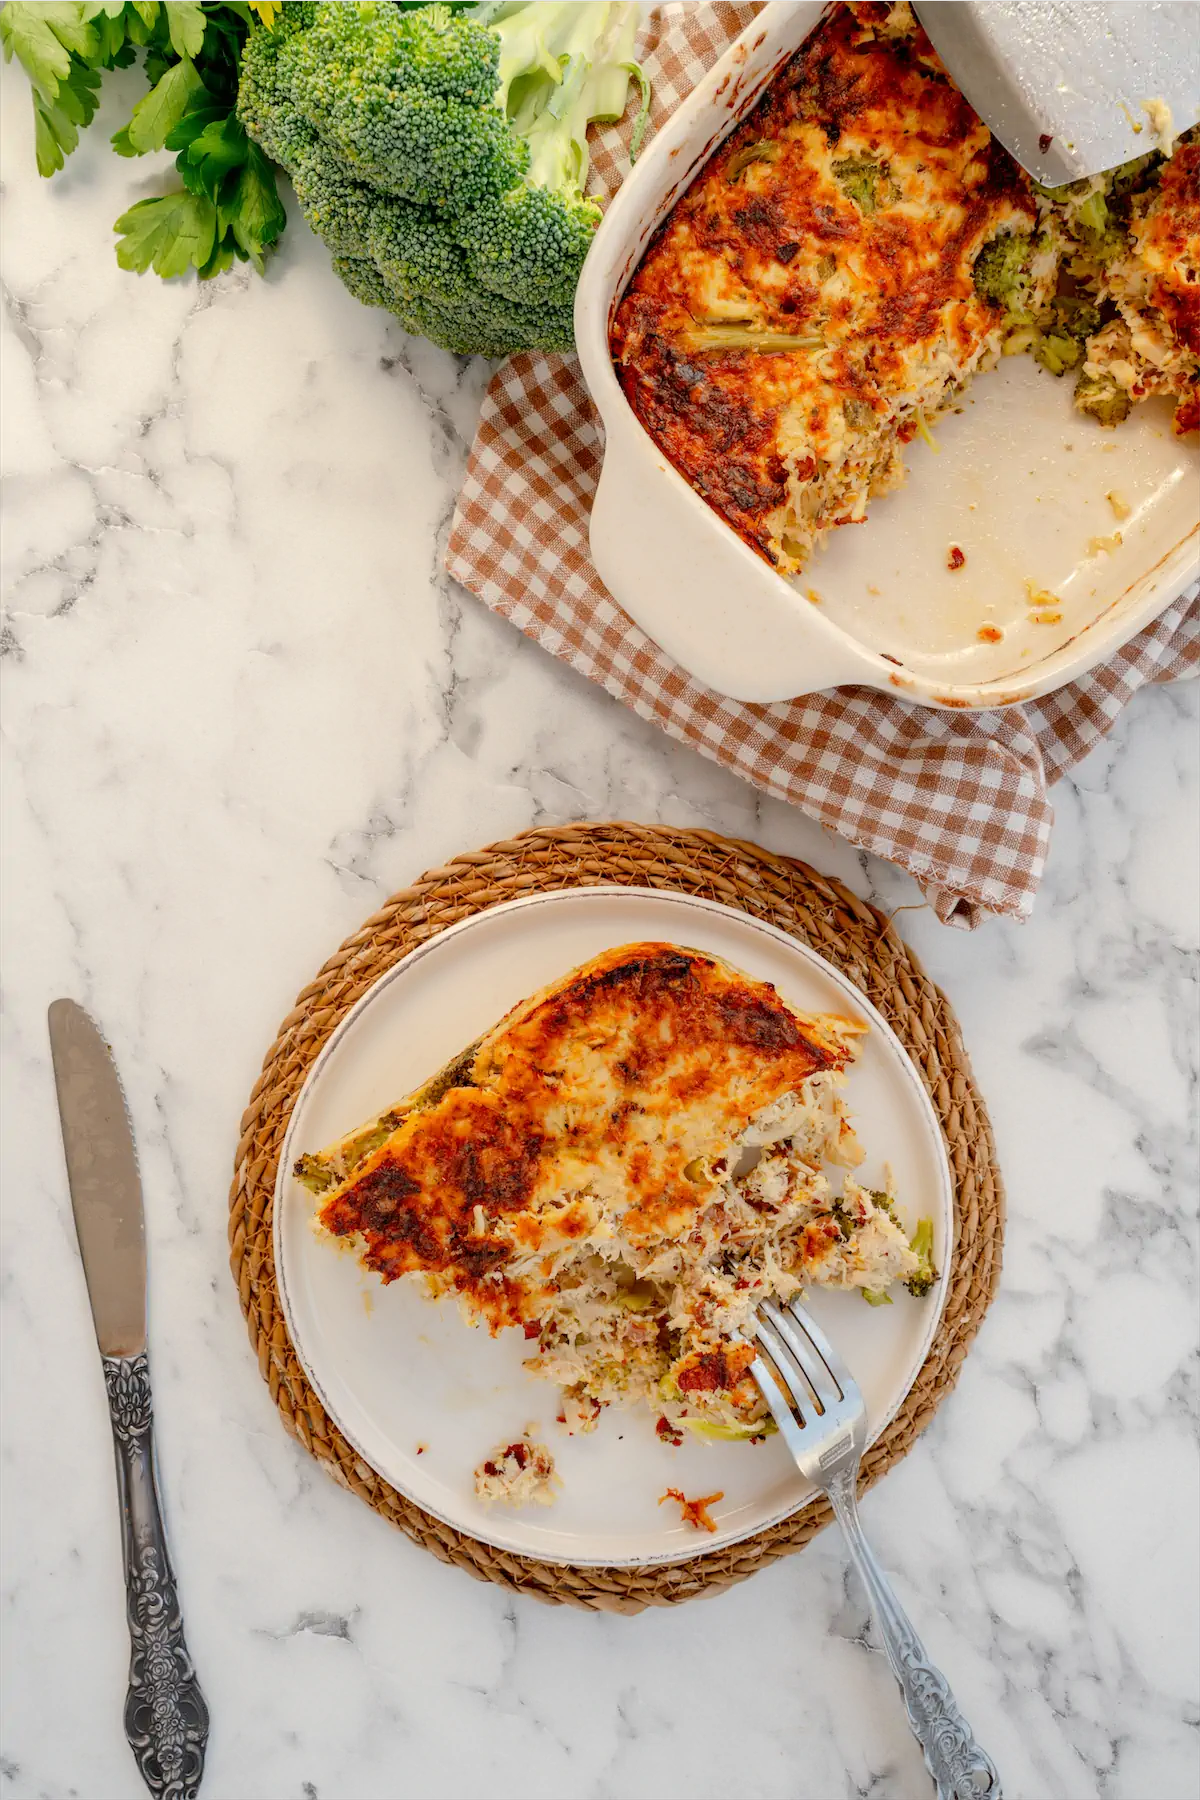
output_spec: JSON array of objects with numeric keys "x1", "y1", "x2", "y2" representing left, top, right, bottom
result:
[{"x1": 2, "y1": 59, "x2": 1197, "y2": 1800}]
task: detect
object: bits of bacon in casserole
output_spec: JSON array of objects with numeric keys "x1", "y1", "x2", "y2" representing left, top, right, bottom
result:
[{"x1": 297, "y1": 942, "x2": 930, "y2": 1442}]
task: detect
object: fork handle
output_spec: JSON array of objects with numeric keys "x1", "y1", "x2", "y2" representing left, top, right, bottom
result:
[{"x1": 825, "y1": 1470, "x2": 1001, "y2": 1800}]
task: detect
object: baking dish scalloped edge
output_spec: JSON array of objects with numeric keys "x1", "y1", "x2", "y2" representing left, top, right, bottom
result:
[{"x1": 573, "y1": 0, "x2": 1198, "y2": 710}]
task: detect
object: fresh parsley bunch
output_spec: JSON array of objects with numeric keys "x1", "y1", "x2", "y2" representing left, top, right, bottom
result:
[{"x1": 0, "y1": 1, "x2": 287, "y2": 279}]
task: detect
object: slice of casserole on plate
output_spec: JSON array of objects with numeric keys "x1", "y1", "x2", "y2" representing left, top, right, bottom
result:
[{"x1": 296, "y1": 942, "x2": 934, "y2": 1442}]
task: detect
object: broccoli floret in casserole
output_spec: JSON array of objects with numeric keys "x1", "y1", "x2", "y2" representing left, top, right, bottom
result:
[
  {"x1": 237, "y1": 0, "x2": 650, "y2": 356},
  {"x1": 1074, "y1": 371, "x2": 1133, "y2": 427},
  {"x1": 1033, "y1": 296, "x2": 1105, "y2": 376},
  {"x1": 832, "y1": 152, "x2": 890, "y2": 215},
  {"x1": 973, "y1": 230, "x2": 1037, "y2": 310},
  {"x1": 903, "y1": 1218, "x2": 938, "y2": 1299}
]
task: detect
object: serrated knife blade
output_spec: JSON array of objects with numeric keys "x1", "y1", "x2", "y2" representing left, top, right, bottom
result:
[
  {"x1": 48, "y1": 999, "x2": 147, "y2": 1357},
  {"x1": 48, "y1": 1000, "x2": 208, "y2": 1799}
]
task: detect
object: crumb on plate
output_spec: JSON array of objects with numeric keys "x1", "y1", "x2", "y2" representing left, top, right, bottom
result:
[
  {"x1": 947, "y1": 545, "x2": 965, "y2": 571},
  {"x1": 977, "y1": 625, "x2": 1004, "y2": 643},
  {"x1": 1106, "y1": 490, "x2": 1132, "y2": 520},
  {"x1": 659, "y1": 1488, "x2": 724, "y2": 1533},
  {"x1": 1143, "y1": 98, "x2": 1175, "y2": 157},
  {"x1": 1087, "y1": 532, "x2": 1123, "y2": 555},
  {"x1": 475, "y1": 1436, "x2": 557, "y2": 1508}
]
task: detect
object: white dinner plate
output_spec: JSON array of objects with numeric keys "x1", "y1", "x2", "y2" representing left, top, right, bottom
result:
[{"x1": 274, "y1": 887, "x2": 954, "y2": 1566}]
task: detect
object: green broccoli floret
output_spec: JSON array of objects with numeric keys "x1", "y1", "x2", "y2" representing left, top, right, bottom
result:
[
  {"x1": 1074, "y1": 371, "x2": 1132, "y2": 427},
  {"x1": 903, "y1": 1218, "x2": 938, "y2": 1299},
  {"x1": 832, "y1": 152, "x2": 889, "y2": 215},
  {"x1": 1035, "y1": 331, "x2": 1083, "y2": 376},
  {"x1": 1075, "y1": 189, "x2": 1110, "y2": 237},
  {"x1": 238, "y1": 0, "x2": 651, "y2": 357},
  {"x1": 1033, "y1": 296, "x2": 1105, "y2": 378},
  {"x1": 286, "y1": 5, "x2": 526, "y2": 209},
  {"x1": 973, "y1": 231, "x2": 1036, "y2": 310},
  {"x1": 370, "y1": 199, "x2": 477, "y2": 307},
  {"x1": 1107, "y1": 151, "x2": 1159, "y2": 199},
  {"x1": 464, "y1": 184, "x2": 599, "y2": 306}
]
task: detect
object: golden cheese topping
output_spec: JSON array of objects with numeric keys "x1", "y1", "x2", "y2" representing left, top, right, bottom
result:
[
  {"x1": 1111, "y1": 137, "x2": 1200, "y2": 432},
  {"x1": 310, "y1": 942, "x2": 854, "y2": 1330},
  {"x1": 610, "y1": 1, "x2": 1038, "y2": 568}
]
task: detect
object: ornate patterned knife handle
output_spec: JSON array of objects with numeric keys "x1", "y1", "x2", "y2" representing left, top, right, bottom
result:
[
  {"x1": 103, "y1": 1353, "x2": 209, "y2": 1800},
  {"x1": 826, "y1": 1470, "x2": 1001, "y2": 1800}
]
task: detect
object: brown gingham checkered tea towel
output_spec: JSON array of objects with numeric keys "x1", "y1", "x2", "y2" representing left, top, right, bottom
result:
[{"x1": 446, "y1": 3, "x2": 1200, "y2": 927}]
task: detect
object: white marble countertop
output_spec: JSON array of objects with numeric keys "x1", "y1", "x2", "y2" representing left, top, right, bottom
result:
[{"x1": 2, "y1": 60, "x2": 1198, "y2": 1800}]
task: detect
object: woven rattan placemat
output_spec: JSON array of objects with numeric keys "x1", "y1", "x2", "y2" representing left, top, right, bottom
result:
[{"x1": 228, "y1": 823, "x2": 1004, "y2": 1612}]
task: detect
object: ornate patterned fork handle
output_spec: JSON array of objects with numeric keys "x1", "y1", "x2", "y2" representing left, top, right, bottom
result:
[
  {"x1": 103, "y1": 1353, "x2": 209, "y2": 1800},
  {"x1": 825, "y1": 1469, "x2": 1001, "y2": 1800}
]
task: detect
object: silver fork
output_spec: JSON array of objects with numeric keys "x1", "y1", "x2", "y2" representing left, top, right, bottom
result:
[{"x1": 751, "y1": 1299, "x2": 1001, "y2": 1800}]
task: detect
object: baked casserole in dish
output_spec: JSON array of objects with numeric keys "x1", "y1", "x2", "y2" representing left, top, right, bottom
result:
[{"x1": 577, "y1": 2, "x2": 1199, "y2": 708}]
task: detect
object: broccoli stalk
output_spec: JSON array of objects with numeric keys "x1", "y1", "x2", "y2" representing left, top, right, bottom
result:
[
  {"x1": 237, "y1": 0, "x2": 651, "y2": 356},
  {"x1": 675, "y1": 324, "x2": 823, "y2": 354},
  {"x1": 903, "y1": 1218, "x2": 938, "y2": 1298}
]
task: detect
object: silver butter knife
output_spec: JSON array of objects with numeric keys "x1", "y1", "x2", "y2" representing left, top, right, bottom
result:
[{"x1": 48, "y1": 1000, "x2": 209, "y2": 1800}]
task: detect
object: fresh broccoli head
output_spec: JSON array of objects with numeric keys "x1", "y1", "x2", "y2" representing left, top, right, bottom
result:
[{"x1": 238, "y1": 0, "x2": 651, "y2": 356}]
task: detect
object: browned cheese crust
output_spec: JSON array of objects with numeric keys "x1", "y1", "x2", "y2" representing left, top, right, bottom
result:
[
  {"x1": 1131, "y1": 138, "x2": 1200, "y2": 432},
  {"x1": 316, "y1": 942, "x2": 848, "y2": 1329}
]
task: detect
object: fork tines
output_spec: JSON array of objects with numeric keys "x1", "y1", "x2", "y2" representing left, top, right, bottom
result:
[{"x1": 752, "y1": 1298, "x2": 860, "y2": 1434}]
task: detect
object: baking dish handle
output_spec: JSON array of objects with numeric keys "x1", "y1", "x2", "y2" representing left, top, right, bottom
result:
[{"x1": 588, "y1": 419, "x2": 872, "y2": 705}]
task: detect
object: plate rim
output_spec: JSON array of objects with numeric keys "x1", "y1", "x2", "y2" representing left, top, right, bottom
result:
[{"x1": 273, "y1": 884, "x2": 954, "y2": 1567}]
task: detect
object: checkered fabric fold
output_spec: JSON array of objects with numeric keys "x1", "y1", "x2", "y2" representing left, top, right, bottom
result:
[{"x1": 447, "y1": 3, "x2": 1199, "y2": 926}]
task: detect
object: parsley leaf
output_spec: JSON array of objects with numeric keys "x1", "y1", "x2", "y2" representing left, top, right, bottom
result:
[
  {"x1": 114, "y1": 189, "x2": 217, "y2": 278},
  {"x1": 32, "y1": 60, "x2": 101, "y2": 175},
  {"x1": 7, "y1": 1, "x2": 288, "y2": 284},
  {"x1": 171, "y1": 108, "x2": 248, "y2": 198},
  {"x1": 123, "y1": 55, "x2": 205, "y2": 153},
  {"x1": 0, "y1": 2, "x2": 77, "y2": 101},
  {"x1": 166, "y1": 1, "x2": 206, "y2": 61},
  {"x1": 168, "y1": 107, "x2": 287, "y2": 272},
  {"x1": 220, "y1": 140, "x2": 286, "y2": 270}
]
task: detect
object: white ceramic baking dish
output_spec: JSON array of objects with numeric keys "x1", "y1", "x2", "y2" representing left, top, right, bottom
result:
[{"x1": 574, "y1": 1, "x2": 1199, "y2": 710}]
